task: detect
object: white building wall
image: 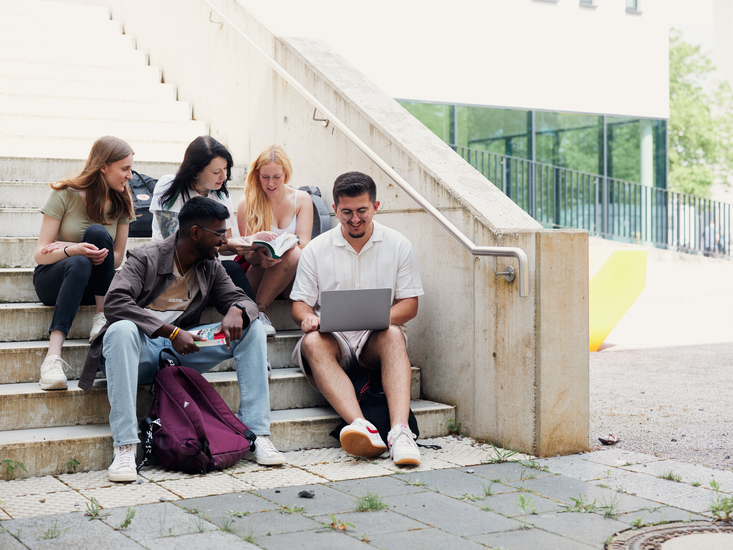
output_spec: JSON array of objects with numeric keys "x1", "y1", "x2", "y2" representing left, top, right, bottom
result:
[{"x1": 243, "y1": 0, "x2": 669, "y2": 119}]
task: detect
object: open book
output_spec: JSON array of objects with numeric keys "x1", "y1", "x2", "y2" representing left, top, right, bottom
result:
[
  {"x1": 188, "y1": 327, "x2": 227, "y2": 347},
  {"x1": 252, "y1": 233, "x2": 300, "y2": 259}
]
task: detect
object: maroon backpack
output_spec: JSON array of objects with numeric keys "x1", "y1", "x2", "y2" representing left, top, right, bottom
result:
[{"x1": 138, "y1": 350, "x2": 256, "y2": 474}]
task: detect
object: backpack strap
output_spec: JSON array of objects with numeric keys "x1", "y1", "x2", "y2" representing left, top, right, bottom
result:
[{"x1": 137, "y1": 416, "x2": 161, "y2": 471}]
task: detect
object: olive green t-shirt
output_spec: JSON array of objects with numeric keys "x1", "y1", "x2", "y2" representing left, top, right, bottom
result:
[{"x1": 40, "y1": 188, "x2": 132, "y2": 242}]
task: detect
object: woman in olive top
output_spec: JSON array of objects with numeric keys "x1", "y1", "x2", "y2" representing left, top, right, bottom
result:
[{"x1": 33, "y1": 136, "x2": 135, "y2": 391}]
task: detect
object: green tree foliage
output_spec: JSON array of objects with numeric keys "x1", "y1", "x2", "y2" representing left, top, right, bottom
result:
[{"x1": 669, "y1": 30, "x2": 733, "y2": 198}]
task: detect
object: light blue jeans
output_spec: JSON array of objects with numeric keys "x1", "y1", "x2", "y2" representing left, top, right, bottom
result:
[{"x1": 101, "y1": 319, "x2": 270, "y2": 447}]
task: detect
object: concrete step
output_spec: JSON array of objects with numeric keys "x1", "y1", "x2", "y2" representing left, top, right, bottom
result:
[
  {"x1": 0, "y1": 366, "x2": 422, "y2": 431},
  {"x1": 0, "y1": 27, "x2": 134, "y2": 52},
  {"x1": 3, "y1": 76, "x2": 177, "y2": 102},
  {"x1": 0, "y1": 237, "x2": 149, "y2": 268},
  {"x1": 0, "y1": 300, "x2": 299, "y2": 342},
  {"x1": 0, "y1": 26, "x2": 134, "y2": 51},
  {"x1": 0, "y1": 43, "x2": 148, "y2": 69},
  {"x1": 0, "y1": 136, "x2": 196, "y2": 163},
  {"x1": 0, "y1": 93, "x2": 191, "y2": 122},
  {"x1": 0, "y1": 400, "x2": 454, "y2": 478},
  {"x1": 0, "y1": 0, "x2": 112, "y2": 21},
  {"x1": 0, "y1": 158, "x2": 185, "y2": 183},
  {"x1": 0, "y1": 182, "x2": 244, "y2": 210},
  {"x1": 0, "y1": 332, "x2": 303, "y2": 384},
  {"x1": 0, "y1": 331, "x2": 306, "y2": 384},
  {"x1": 0, "y1": 59, "x2": 162, "y2": 86},
  {"x1": 0, "y1": 114, "x2": 208, "y2": 142}
]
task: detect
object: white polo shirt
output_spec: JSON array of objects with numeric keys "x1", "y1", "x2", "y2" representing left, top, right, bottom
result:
[{"x1": 290, "y1": 221, "x2": 424, "y2": 316}]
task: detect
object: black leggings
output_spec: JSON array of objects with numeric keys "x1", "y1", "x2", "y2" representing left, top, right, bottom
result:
[
  {"x1": 222, "y1": 259, "x2": 256, "y2": 302},
  {"x1": 33, "y1": 224, "x2": 115, "y2": 336}
]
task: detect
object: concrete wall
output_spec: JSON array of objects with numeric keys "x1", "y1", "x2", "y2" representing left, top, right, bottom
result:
[{"x1": 56, "y1": 0, "x2": 589, "y2": 456}]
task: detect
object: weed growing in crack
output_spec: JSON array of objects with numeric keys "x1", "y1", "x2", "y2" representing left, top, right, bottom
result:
[
  {"x1": 516, "y1": 494, "x2": 536, "y2": 529},
  {"x1": 709, "y1": 480, "x2": 733, "y2": 522},
  {"x1": 319, "y1": 514, "x2": 354, "y2": 531},
  {"x1": 116, "y1": 508, "x2": 135, "y2": 530},
  {"x1": 658, "y1": 471, "x2": 682, "y2": 483},
  {"x1": 281, "y1": 505, "x2": 306, "y2": 514},
  {"x1": 85, "y1": 497, "x2": 109, "y2": 520},
  {"x1": 354, "y1": 492, "x2": 388, "y2": 512},
  {"x1": 2, "y1": 459, "x2": 27, "y2": 480},
  {"x1": 39, "y1": 521, "x2": 65, "y2": 540},
  {"x1": 457, "y1": 493, "x2": 482, "y2": 502},
  {"x1": 483, "y1": 438, "x2": 520, "y2": 464},
  {"x1": 560, "y1": 494, "x2": 598, "y2": 514}
]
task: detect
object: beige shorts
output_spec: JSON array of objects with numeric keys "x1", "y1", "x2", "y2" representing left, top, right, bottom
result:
[{"x1": 292, "y1": 327, "x2": 408, "y2": 385}]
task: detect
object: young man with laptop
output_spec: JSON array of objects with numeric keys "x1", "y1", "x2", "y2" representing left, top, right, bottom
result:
[{"x1": 290, "y1": 171, "x2": 424, "y2": 466}]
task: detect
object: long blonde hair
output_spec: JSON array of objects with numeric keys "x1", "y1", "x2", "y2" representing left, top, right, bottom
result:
[
  {"x1": 52, "y1": 135, "x2": 135, "y2": 224},
  {"x1": 242, "y1": 145, "x2": 293, "y2": 233}
]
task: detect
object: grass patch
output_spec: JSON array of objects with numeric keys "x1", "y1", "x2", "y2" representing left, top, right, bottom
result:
[
  {"x1": 354, "y1": 492, "x2": 388, "y2": 512},
  {"x1": 658, "y1": 471, "x2": 682, "y2": 483}
]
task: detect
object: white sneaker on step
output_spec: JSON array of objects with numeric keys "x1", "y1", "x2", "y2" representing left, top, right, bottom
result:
[
  {"x1": 340, "y1": 418, "x2": 387, "y2": 458},
  {"x1": 388, "y1": 424, "x2": 420, "y2": 466},
  {"x1": 89, "y1": 312, "x2": 106, "y2": 342},
  {"x1": 258, "y1": 312, "x2": 276, "y2": 336},
  {"x1": 39, "y1": 355, "x2": 69, "y2": 391},
  {"x1": 245, "y1": 435, "x2": 286, "y2": 465},
  {"x1": 108, "y1": 444, "x2": 137, "y2": 482}
]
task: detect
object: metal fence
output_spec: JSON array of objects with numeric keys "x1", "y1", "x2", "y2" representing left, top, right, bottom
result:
[{"x1": 453, "y1": 146, "x2": 731, "y2": 258}]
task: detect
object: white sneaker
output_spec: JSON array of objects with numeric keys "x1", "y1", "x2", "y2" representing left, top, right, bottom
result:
[
  {"x1": 388, "y1": 424, "x2": 420, "y2": 466},
  {"x1": 258, "y1": 312, "x2": 276, "y2": 336},
  {"x1": 245, "y1": 435, "x2": 286, "y2": 466},
  {"x1": 89, "y1": 312, "x2": 106, "y2": 342},
  {"x1": 340, "y1": 418, "x2": 387, "y2": 458},
  {"x1": 108, "y1": 444, "x2": 137, "y2": 482},
  {"x1": 39, "y1": 355, "x2": 69, "y2": 391}
]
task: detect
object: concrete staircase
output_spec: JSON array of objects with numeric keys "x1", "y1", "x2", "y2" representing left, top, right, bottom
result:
[{"x1": 0, "y1": 0, "x2": 454, "y2": 479}]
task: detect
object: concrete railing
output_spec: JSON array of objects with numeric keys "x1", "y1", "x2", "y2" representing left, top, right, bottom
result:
[{"x1": 69, "y1": 0, "x2": 589, "y2": 457}]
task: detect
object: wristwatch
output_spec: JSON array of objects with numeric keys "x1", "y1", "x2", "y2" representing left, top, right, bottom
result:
[{"x1": 232, "y1": 303, "x2": 247, "y2": 314}]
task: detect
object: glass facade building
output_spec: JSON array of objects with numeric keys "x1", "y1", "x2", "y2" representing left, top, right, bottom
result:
[{"x1": 399, "y1": 102, "x2": 667, "y2": 189}]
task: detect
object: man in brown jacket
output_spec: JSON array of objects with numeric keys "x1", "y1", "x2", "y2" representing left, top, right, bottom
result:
[{"x1": 80, "y1": 197, "x2": 284, "y2": 482}]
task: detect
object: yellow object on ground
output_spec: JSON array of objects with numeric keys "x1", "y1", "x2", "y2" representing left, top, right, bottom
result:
[{"x1": 589, "y1": 249, "x2": 647, "y2": 351}]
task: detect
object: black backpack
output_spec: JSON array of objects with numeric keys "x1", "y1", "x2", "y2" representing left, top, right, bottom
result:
[
  {"x1": 128, "y1": 171, "x2": 158, "y2": 238},
  {"x1": 298, "y1": 186, "x2": 331, "y2": 240},
  {"x1": 330, "y1": 368, "x2": 419, "y2": 445}
]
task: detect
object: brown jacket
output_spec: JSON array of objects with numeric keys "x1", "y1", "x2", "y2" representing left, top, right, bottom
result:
[{"x1": 79, "y1": 233, "x2": 259, "y2": 391}]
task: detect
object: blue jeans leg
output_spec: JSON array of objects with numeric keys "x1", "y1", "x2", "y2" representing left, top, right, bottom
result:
[
  {"x1": 101, "y1": 320, "x2": 163, "y2": 447},
  {"x1": 102, "y1": 319, "x2": 271, "y2": 446},
  {"x1": 181, "y1": 320, "x2": 271, "y2": 435}
]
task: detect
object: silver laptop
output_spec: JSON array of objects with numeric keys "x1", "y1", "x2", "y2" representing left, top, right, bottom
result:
[{"x1": 318, "y1": 288, "x2": 392, "y2": 333}]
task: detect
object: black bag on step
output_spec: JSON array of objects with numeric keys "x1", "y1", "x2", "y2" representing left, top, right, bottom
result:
[
  {"x1": 128, "y1": 170, "x2": 157, "y2": 238},
  {"x1": 298, "y1": 185, "x2": 331, "y2": 240}
]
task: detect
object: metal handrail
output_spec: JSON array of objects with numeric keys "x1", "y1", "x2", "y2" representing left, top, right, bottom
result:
[{"x1": 202, "y1": 0, "x2": 529, "y2": 297}]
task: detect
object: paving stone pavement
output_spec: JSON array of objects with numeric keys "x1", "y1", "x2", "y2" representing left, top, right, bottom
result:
[{"x1": 1, "y1": 437, "x2": 731, "y2": 549}]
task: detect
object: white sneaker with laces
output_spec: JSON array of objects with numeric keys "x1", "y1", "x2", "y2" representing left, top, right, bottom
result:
[
  {"x1": 39, "y1": 355, "x2": 69, "y2": 391},
  {"x1": 388, "y1": 424, "x2": 421, "y2": 466},
  {"x1": 108, "y1": 444, "x2": 138, "y2": 482},
  {"x1": 258, "y1": 311, "x2": 276, "y2": 336},
  {"x1": 89, "y1": 312, "x2": 106, "y2": 342},
  {"x1": 245, "y1": 435, "x2": 286, "y2": 465},
  {"x1": 340, "y1": 418, "x2": 387, "y2": 458}
]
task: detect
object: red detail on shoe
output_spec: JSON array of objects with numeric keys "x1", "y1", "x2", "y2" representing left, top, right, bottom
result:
[{"x1": 366, "y1": 426, "x2": 380, "y2": 434}]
